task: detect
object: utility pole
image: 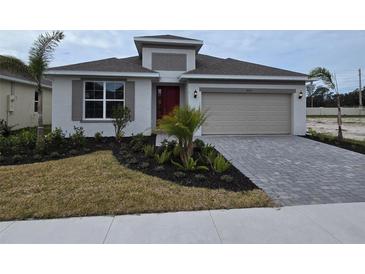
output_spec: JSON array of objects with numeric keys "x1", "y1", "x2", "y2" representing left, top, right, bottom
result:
[{"x1": 359, "y1": 68, "x2": 363, "y2": 107}]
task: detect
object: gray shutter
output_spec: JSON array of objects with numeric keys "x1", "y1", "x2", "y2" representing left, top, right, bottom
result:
[
  {"x1": 72, "y1": 80, "x2": 83, "y2": 121},
  {"x1": 125, "y1": 81, "x2": 135, "y2": 121}
]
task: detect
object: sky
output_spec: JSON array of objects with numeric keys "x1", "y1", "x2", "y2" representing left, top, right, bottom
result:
[{"x1": 1, "y1": 30, "x2": 365, "y2": 93}]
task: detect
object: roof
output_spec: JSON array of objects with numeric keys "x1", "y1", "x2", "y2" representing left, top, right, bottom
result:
[
  {"x1": 48, "y1": 56, "x2": 155, "y2": 73},
  {"x1": 134, "y1": 34, "x2": 201, "y2": 42},
  {"x1": 185, "y1": 54, "x2": 307, "y2": 78},
  {"x1": 0, "y1": 67, "x2": 52, "y2": 87}
]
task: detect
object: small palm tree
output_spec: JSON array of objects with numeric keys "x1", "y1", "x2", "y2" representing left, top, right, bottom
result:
[
  {"x1": 0, "y1": 31, "x2": 64, "y2": 147},
  {"x1": 309, "y1": 67, "x2": 343, "y2": 141},
  {"x1": 158, "y1": 106, "x2": 207, "y2": 165}
]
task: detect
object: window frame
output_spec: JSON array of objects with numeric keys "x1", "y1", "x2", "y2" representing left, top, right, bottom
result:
[
  {"x1": 34, "y1": 91, "x2": 39, "y2": 113},
  {"x1": 83, "y1": 80, "x2": 125, "y2": 120}
]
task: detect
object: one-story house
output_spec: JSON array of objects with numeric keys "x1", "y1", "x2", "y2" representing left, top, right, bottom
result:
[
  {"x1": 45, "y1": 34, "x2": 308, "y2": 137},
  {"x1": 0, "y1": 68, "x2": 52, "y2": 130}
]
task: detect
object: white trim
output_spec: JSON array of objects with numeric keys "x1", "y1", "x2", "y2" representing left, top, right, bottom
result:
[
  {"x1": 83, "y1": 80, "x2": 125, "y2": 120},
  {"x1": 45, "y1": 70, "x2": 159, "y2": 78},
  {"x1": 0, "y1": 75, "x2": 52, "y2": 88},
  {"x1": 180, "y1": 74, "x2": 309, "y2": 81},
  {"x1": 134, "y1": 37, "x2": 203, "y2": 45}
]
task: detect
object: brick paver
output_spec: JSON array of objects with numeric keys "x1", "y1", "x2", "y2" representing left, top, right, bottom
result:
[{"x1": 202, "y1": 136, "x2": 365, "y2": 206}]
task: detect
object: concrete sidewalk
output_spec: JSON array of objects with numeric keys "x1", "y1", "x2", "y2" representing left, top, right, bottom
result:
[{"x1": 1, "y1": 202, "x2": 365, "y2": 243}]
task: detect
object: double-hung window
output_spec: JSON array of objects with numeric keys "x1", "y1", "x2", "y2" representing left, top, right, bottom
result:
[{"x1": 84, "y1": 81, "x2": 125, "y2": 119}]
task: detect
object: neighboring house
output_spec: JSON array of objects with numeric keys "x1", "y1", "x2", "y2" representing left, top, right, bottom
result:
[
  {"x1": 45, "y1": 34, "x2": 308, "y2": 137},
  {"x1": 0, "y1": 68, "x2": 52, "y2": 130}
]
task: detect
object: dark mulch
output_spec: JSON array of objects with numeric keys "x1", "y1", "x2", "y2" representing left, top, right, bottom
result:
[
  {"x1": 0, "y1": 137, "x2": 115, "y2": 166},
  {"x1": 304, "y1": 134, "x2": 365, "y2": 155},
  {"x1": 112, "y1": 140, "x2": 258, "y2": 192}
]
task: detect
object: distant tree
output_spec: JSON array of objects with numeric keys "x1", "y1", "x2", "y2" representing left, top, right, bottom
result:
[
  {"x1": 309, "y1": 67, "x2": 343, "y2": 141},
  {"x1": 306, "y1": 83, "x2": 330, "y2": 107},
  {"x1": 0, "y1": 31, "x2": 64, "y2": 148}
]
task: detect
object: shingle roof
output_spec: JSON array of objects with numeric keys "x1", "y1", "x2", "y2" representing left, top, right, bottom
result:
[
  {"x1": 0, "y1": 67, "x2": 52, "y2": 87},
  {"x1": 48, "y1": 56, "x2": 156, "y2": 73},
  {"x1": 187, "y1": 54, "x2": 307, "y2": 77},
  {"x1": 134, "y1": 34, "x2": 201, "y2": 41}
]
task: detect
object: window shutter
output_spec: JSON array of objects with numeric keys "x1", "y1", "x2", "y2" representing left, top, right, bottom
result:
[
  {"x1": 72, "y1": 80, "x2": 83, "y2": 121},
  {"x1": 125, "y1": 81, "x2": 135, "y2": 121}
]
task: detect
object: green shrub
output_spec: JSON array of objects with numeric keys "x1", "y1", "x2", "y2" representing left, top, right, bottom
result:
[
  {"x1": 94, "y1": 131, "x2": 103, "y2": 142},
  {"x1": 112, "y1": 105, "x2": 131, "y2": 140},
  {"x1": 130, "y1": 133, "x2": 146, "y2": 152},
  {"x1": 17, "y1": 130, "x2": 37, "y2": 150},
  {"x1": 160, "y1": 139, "x2": 177, "y2": 151},
  {"x1": 155, "y1": 149, "x2": 172, "y2": 165},
  {"x1": 171, "y1": 157, "x2": 209, "y2": 172},
  {"x1": 143, "y1": 144, "x2": 155, "y2": 158},
  {"x1": 201, "y1": 144, "x2": 217, "y2": 165},
  {"x1": 70, "y1": 126, "x2": 86, "y2": 148},
  {"x1": 193, "y1": 139, "x2": 205, "y2": 149},
  {"x1": 212, "y1": 154, "x2": 231, "y2": 173},
  {"x1": 45, "y1": 127, "x2": 65, "y2": 149}
]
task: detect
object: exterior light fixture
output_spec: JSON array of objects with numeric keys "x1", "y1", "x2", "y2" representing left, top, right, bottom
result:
[
  {"x1": 194, "y1": 90, "x2": 198, "y2": 98},
  {"x1": 298, "y1": 91, "x2": 303, "y2": 99}
]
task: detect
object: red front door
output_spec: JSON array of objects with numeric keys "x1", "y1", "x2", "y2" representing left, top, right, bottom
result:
[{"x1": 156, "y1": 86, "x2": 180, "y2": 120}]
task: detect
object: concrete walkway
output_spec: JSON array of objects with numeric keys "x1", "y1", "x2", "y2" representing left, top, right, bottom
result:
[
  {"x1": 1, "y1": 202, "x2": 365, "y2": 243},
  {"x1": 202, "y1": 136, "x2": 365, "y2": 206}
]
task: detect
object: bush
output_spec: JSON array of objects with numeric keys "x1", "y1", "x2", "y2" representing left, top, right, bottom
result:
[
  {"x1": 12, "y1": 154, "x2": 22, "y2": 163},
  {"x1": 160, "y1": 139, "x2": 177, "y2": 152},
  {"x1": 201, "y1": 144, "x2": 217, "y2": 165},
  {"x1": 17, "y1": 130, "x2": 37, "y2": 150},
  {"x1": 70, "y1": 126, "x2": 86, "y2": 148},
  {"x1": 45, "y1": 127, "x2": 65, "y2": 148},
  {"x1": 143, "y1": 144, "x2": 155, "y2": 158},
  {"x1": 0, "y1": 119, "x2": 14, "y2": 137},
  {"x1": 155, "y1": 149, "x2": 172, "y2": 165},
  {"x1": 112, "y1": 105, "x2": 131, "y2": 140},
  {"x1": 212, "y1": 154, "x2": 231, "y2": 173},
  {"x1": 94, "y1": 131, "x2": 103, "y2": 142},
  {"x1": 171, "y1": 156, "x2": 209, "y2": 172},
  {"x1": 193, "y1": 139, "x2": 205, "y2": 150},
  {"x1": 130, "y1": 133, "x2": 145, "y2": 152}
]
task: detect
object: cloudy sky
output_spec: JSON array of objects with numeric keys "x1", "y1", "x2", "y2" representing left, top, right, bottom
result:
[{"x1": 1, "y1": 30, "x2": 364, "y2": 92}]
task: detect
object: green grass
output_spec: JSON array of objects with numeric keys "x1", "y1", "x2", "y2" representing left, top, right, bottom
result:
[{"x1": 0, "y1": 151, "x2": 273, "y2": 221}]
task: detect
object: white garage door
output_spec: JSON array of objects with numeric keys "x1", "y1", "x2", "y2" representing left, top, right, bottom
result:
[{"x1": 202, "y1": 92, "x2": 291, "y2": 135}]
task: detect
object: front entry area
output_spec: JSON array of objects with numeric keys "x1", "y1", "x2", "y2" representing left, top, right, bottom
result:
[{"x1": 156, "y1": 86, "x2": 180, "y2": 120}]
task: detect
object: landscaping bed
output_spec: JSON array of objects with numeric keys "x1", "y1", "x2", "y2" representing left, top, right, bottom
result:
[
  {"x1": 113, "y1": 139, "x2": 256, "y2": 192},
  {"x1": 305, "y1": 129, "x2": 365, "y2": 155}
]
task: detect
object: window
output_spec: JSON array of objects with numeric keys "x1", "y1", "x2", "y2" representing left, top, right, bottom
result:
[
  {"x1": 34, "y1": 91, "x2": 39, "y2": 112},
  {"x1": 84, "y1": 81, "x2": 125, "y2": 119}
]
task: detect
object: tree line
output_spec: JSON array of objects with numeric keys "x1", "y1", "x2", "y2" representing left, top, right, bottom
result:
[{"x1": 306, "y1": 87, "x2": 365, "y2": 107}]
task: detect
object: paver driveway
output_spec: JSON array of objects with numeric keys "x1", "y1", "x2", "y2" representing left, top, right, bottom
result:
[{"x1": 202, "y1": 136, "x2": 365, "y2": 206}]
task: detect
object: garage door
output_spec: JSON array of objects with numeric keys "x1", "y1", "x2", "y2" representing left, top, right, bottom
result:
[{"x1": 202, "y1": 92, "x2": 291, "y2": 135}]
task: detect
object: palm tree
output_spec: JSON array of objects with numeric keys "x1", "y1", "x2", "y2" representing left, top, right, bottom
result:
[
  {"x1": 309, "y1": 67, "x2": 343, "y2": 141},
  {"x1": 0, "y1": 31, "x2": 64, "y2": 147},
  {"x1": 158, "y1": 106, "x2": 207, "y2": 165}
]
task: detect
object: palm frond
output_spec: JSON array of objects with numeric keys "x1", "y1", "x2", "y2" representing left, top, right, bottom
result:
[
  {"x1": 309, "y1": 67, "x2": 335, "y2": 90},
  {"x1": 0, "y1": 55, "x2": 32, "y2": 78},
  {"x1": 28, "y1": 30, "x2": 64, "y2": 79}
]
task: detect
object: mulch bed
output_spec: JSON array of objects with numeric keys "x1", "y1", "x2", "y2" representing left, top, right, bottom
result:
[
  {"x1": 304, "y1": 135, "x2": 365, "y2": 155},
  {"x1": 0, "y1": 137, "x2": 115, "y2": 166},
  {"x1": 112, "y1": 137, "x2": 258, "y2": 192}
]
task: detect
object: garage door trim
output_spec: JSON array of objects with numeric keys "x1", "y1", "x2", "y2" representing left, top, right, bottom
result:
[{"x1": 200, "y1": 87, "x2": 296, "y2": 94}]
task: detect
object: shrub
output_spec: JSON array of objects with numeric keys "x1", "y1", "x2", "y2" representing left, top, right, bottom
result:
[
  {"x1": 112, "y1": 105, "x2": 131, "y2": 140},
  {"x1": 171, "y1": 157, "x2": 209, "y2": 172},
  {"x1": 130, "y1": 133, "x2": 145, "y2": 152},
  {"x1": 17, "y1": 130, "x2": 37, "y2": 150},
  {"x1": 160, "y1": 139, "x2": 177, "y2": 152},
  {"x1": 193, "y1": 139, "x2": 205, "y2": 150},
  {"x1": 94, "y1": 131, "x2": 103, "y2": 142},
  {"x1": 0, "y1": 119, "x2": 14, "y2": 137},
  {"x1": 155, "y1": 149, "x2": 172, "y2": 165},
  {"x1": 212, "y1": 154, "x2": 231, "y2": 173},
  {"x1": 143, "y1": 144, "x2": 155, "y2": 158},
  {"x1": 158, "y1": 106, "x2": 207, "y2": 167},
  {"x1": 45, "y1": 127, "x2": 65, "y2": 148},
  {"x1": 201, "y1": 144, "x2": 217, "y2": 165},
  {"x1": 70, "y1": 126, "x2": 86, "y2": 148}
]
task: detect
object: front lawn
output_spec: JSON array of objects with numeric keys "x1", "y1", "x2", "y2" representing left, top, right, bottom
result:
[{"x1": 0, "y1": 151, "x2": 273, "y2": 221}]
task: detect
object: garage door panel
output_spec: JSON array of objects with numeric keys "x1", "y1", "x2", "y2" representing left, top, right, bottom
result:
[{"x1": 202, "y1": 92, "x2": 291, "y2": 135}]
